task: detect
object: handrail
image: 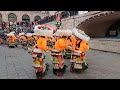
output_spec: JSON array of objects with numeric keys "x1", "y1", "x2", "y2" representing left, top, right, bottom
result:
[{"x1": 41, "y1": 11, "x2": 103, "y2": 25}]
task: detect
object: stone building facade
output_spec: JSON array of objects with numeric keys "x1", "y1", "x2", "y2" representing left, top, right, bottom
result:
[{"x1": 0, "y1": 11, "x2": 49, "y2": 22}]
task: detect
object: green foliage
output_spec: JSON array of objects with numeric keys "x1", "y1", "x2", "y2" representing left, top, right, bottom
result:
[
  {"x1": 53, "y1": 57, "x2": 58, "y2": 63},
  {"x1": 54, "y1": 22, "x2": 62, "y2": 27}
]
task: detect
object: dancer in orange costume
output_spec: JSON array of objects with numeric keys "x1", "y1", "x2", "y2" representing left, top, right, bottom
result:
[
  {"x1": 7, "y1": 32, "x2": 17, "y2": 47},
  {"x1": 19, "y1": 32, "x2": 27, "y2": 47},
  {"x1": 33, "y1": 33, "x2": 39, "y2": 41},
  {"x1": 19, "y1": 33, "x2": 27, "y2": 41},
  {"x1": 70, "y1": 28, "x2": 90, "y2": 72},
  {"x1": 51, "y1": 30, "x2": 72, "y2": 76},
  {"x1": 32, "y1": 27, "x2": 53, "y2": 79}
]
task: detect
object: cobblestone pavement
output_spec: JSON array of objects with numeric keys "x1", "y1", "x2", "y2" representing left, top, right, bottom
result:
[{"x1": 0, "y1": 45, "x2": 120, "y2": 79}]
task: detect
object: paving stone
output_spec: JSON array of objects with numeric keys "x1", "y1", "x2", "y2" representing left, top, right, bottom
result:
[
  {"x1": 0, "y1": 75, "x2": 7, "y2": 79},
  {"x1": 0, "y1": 69, "x2": 7, "y2": 73},
  {"x1": 7, "y1": 71, "x2": 16, "y2": 75},
  {"x1": 16, "y1": 70, "x2": 28, "y2": 76},
  {"x1": 0, "y1": 72, "x2": 7, "y2": 77},
  {"x1": 19, "y1": 75, "x2": 29, "y2": 79},
  {"x1": 8, "y1": 73, "x2": 18, "y2": 79},
  {"x1": 15, "y1": 65, "x2": 23, "y2": 69},
  {"x1": 1, "y1": 68, "x2": 7, "y2": 71},
  {"x1": 7, "y1": 66, "x2": 16, "y2": 70},
  {"x1": 1, "y1": 44, "x2": 120, "y2": 79},
  {"x1": 15, "y1": 68, "x2": 25, "y2": 71},
  {"x1": 103, "y1": 72, "x2": 120, "y2": 79},
  {"x1": 6, "y1": 64, "x2": 14, "y2": 67},
  {"x1": 27, "y1": 72, "x2": 36, "y2": 79}
]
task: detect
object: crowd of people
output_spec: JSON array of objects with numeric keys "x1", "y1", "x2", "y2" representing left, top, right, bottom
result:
[
  {"x1": 0, "y1": 20, "x2": 39, "y2": 42},
  {"x1": 0, "y1": 11, "x2": 80, "y2": 42},
  {"x1": 38, "y1": 11, "x2": 79, "y2": 25}
]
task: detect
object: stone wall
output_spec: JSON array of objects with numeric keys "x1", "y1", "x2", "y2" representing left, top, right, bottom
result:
[{"x1": 0, "y1": 11, "x2": 49, "y2": 22}]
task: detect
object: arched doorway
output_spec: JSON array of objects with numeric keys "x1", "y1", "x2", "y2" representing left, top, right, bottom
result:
[
  {"x1": 34, "y1": 16, "x2": 41, "y2": 21},
  {"x1": 106, "y1": 20, "x2": 120, "y2": 38},
  {"x1": 0, "y1": 13, "x2": 2, "y2": 21},
  {"x1": 22, "y1": 14, "x2": 30, "y2": 22},
  {"x1": 8, "y1": 13, "x2": 17, "y2": 22}
]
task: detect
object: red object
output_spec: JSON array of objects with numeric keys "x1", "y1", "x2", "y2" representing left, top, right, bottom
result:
[
  {"x1": 38, "y1": 26, "x2": 42, "y2": 29},
  {"x1": 58, "y1": 56, "x2": 63, "y2": 67},
  {"x1": 37, "y1": 77, "x2": 43, "y2": 79},
  {"x1": 38, "y1": 25, "x2": 53, "y2": 30},
  {"x1": 40, "y1": 60, "x2": 44, "y2": 65},
  {"x1": 56, "y1": 13, "x2": 61, "y2": 22},
  {"x1": 33, "y1": 59, "x2": 36, "y2": 62},
  {"x1": 38, "y1": 68, "x2": 43, "y2": 72},
  {"x1": 0, "y1": 38, "x2": 2, "y2": 43},
  {"x1": 32, "y1": 52, "x2": 38, "y2": 54},
  {"x1": 45, "y1": 25, "x2": 52, "y2": 30},
  {"x1": 80, "y1": 52, "x2": 85, "y2": 57},
  {"x1": 53, "y1": 29, "x2": 56, "y2": 33},
  {"x1": 57, "y1": 72, "x2": 62, "y2": 76}
]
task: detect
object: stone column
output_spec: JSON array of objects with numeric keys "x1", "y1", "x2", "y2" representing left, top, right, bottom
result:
[{"x1": 2, "y1": 11, "x2": 8, "y2": 22}]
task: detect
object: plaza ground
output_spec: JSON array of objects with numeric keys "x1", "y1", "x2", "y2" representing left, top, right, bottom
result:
[{"x1": 0, "y1": 44, "x2": 120, "y2": 79}]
